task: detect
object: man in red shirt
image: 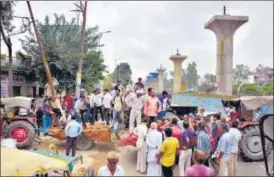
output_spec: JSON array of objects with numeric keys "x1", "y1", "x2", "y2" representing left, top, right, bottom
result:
[{"x1": 64, "y1": 92, "x2": 73, "y2": 113}]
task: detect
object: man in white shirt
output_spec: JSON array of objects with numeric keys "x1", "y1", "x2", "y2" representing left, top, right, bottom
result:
[
  {"x1": 146, "y1": 122, "x2": 162, "y2": 176},
  {"x1": 133, "y1": 120, "x2": 148, "y2": 174},
  {"x1": 98, "y1": 151, "x2": 125, "y2": 176},
  {"x1": 93, "y1": 88, "x2": 104, "y2": 123},
  {"x1": 229, "y1": 120, "x2": 242, "y2": 176},
  {"x1": 102, "y1": 89, "x2": 113, "y2": 125},
  {"x1": 128, "y1": 89, "x2": 145, "y2": 133},
  {"x1": 59, "y1": 110, "x2": 71, "y2": 128},
  {"x1": 89, "y1": 90, "x2": 96, "y2": 109},
  {"x1": 74, "y1": 95, "x2": 87, "y2": 124}
]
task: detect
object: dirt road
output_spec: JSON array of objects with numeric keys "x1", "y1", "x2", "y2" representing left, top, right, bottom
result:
[{"x1": 34, "y1": 135, "x2": 268, "y2": 176}]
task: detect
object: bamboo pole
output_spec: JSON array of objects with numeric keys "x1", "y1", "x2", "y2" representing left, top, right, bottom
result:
[
  {"x1": 26, "y1": 1, "x2": 55, "y2": 97},
  {"x1": 75, "y1": 0, "x2": 88, "y2": 99}
]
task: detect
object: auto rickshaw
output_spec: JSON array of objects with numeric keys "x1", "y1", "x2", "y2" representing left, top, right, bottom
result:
[{"x1": 1, "y1": 147, "x2": 83, "y2": 176}]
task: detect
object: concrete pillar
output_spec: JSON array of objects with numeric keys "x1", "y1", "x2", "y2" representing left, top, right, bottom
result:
[
  {"x1": 205, "y1": 8, "x2": 248, "y2": 95},
  {"x1": 169, "y1": 50, "x2": 187, "y2": 93},
  {"x1": 157, "y1": 64, "x2": 166, "y2": 93}
]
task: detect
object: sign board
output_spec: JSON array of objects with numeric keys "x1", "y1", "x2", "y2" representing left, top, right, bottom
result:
[{"x1": 214, "y1": 81, "x2": 219, "y2": 88}]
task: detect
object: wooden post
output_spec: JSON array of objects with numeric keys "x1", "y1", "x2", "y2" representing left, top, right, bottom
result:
[
  {"x1": 75, "y1": 0, "x2": 88, "y2": 99},
  {"x1": 26, "y1": 1, "x2": 55, "y2": 97}
]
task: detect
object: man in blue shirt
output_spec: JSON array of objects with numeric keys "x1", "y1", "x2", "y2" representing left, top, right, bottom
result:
[
  {"x1": 216, "y1": 123, "x2": 236, "y2": 176},
  {"x1": 65, "y1": 114, "x2": 83, "y2": 157},
  {"x1": 197, "y1": 122, "x2": 211, "y2": 167}
]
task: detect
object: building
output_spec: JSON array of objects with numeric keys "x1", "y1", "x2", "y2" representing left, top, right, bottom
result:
[
  {"x1": 0, "y1": 54, "x2": 43, "y2": 98},
  {"x1": 254, "y1": 67, "x2": 273, "y2": 87},
  {"x1": 145, "y1": 72, "x2": 158, "y2": 93}
]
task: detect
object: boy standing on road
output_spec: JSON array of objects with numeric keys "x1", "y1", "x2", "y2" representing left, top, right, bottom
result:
[{"x1": 65, "y1": 115, "x2": 83, "y2": 157}]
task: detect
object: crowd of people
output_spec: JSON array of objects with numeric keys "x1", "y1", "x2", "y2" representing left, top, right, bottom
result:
[{"x1": 33, "y1": 77, "x2": 244, "y2": 177}]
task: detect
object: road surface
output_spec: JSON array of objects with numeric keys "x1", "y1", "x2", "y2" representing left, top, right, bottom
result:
[{"x1": 33, "y1": 135, "x2": 269, "y2": 176}]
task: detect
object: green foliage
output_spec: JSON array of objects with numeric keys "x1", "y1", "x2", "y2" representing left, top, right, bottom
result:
[
  {"x1": 262, "y1": 83, "x2": 273, "y2": 95},
  {"x1": 232, "y1": 84, "x2": 238, "y2": 95},
  {"x1": 82, "y1": 52, "x2": 106, "y2": 91},
  {"x1": 240, "y1": 83, "x2": 262, "y2": 96},
  {"x1": 233, "y1": 64, "x2": 252, "y2": 85},
  {"x1": 102, "y1": 73, "x2": 114, "y2": 90},
  {"x1": 20, "y1": 14, "x2": 106, "y2": 91},
  {"x1": 0, "y1": 1, "x2": 16, "y2": 32},
  {"x1": 184, "y1": 62, "x2": 199, "y2": 89},
  {"x1": 198, "y1": 73, "x2": 216, "y2": 92},
  {"x1": 113, "y1": 62, "x2": 132, "y2": 87}
]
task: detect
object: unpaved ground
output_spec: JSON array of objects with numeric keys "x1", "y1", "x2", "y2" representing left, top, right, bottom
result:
[{"x1": 33, "y1": 134, "x2": 268, "y2": 176}]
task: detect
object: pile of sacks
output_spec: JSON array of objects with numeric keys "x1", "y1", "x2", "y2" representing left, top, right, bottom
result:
[
  {"x1": 83, "y1": 124, "x2": 111, "y2": 143},
  {"x1": 49, "y1": 127, "x2": 66, "y2": 140}
]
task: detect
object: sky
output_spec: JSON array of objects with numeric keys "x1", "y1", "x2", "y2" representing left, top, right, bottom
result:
[{"x1": 1, "y1": 1, "x2": 273, "y2": 81}]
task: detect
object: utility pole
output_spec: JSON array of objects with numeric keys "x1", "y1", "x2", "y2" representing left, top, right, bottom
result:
[
  {"x1": 75, "y1": 0, "x2": 88, "y2": 99},
  {"x1": 27, "y1": 1, "x2": 55, "y2": 97}
]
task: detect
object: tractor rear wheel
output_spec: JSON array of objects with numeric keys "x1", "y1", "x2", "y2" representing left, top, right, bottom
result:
[
  {"x1": 240, "y1": 125, "x2": 271, "y2": 161},
  {"x1": 8, "y1": 120, "x2": 35, "y2": 149},
  {"x1": 77, "y1": 134, "x2": 94, "y2": 150}
]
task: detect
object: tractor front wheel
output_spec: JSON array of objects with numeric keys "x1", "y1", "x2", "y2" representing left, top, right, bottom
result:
[
  {"x1": 8, "y1": 121, "x2": 35, "y2": 149},
  {"x1": 240, "y1": 125, "x2": 271, "y2": 161}
]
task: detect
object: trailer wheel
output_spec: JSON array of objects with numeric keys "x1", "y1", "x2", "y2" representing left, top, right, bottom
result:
[
  {"x1": 77, "y1": 134, "x2": 94, "y2": 150},
  {"x1": 240, "y1": 125, "x2": 271, "y2": 161}
]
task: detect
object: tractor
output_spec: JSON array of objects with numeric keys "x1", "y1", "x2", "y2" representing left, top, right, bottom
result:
[
  {"x1": 0, "y1": 97, "x2": 36, "y2": 148},
  {"x1": 169, "y1": 92, "x2": 273, "y2": 161}
]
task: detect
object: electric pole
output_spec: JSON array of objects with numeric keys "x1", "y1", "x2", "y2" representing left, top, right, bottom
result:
[
  {"x1": 27, "y1": 1, "x2": 55, "y2": 97},
  {"x1": 75, "y1": 0, "x2": 88, "y2": 99}
]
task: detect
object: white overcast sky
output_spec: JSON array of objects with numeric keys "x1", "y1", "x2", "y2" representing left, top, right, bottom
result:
[{"x1": 1, "y1": 1, "x2": 273, "y2": 81}]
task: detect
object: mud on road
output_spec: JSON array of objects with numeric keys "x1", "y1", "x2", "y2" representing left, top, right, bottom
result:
[{"x1": 32, "y1": 134, "x2": 268, "y2": 176}]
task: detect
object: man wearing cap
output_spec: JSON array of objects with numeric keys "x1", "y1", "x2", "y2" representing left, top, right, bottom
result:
[
  {"x1": 98, "y1": 151, "x2": 125, "y2": 176},
  {"x1": 146, "y1": 122, "x2": 163, "y2": 176},
  {"x1": 128, "y1": 89, "x2": 145, "y2": 133}
]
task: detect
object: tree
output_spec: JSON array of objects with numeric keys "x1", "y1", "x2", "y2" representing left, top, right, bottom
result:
[
  {"x1": 233, "y1": 64, "x2": 252, "y2": 85},
  {"x1": 20, "y1": 14, "x2": 105, "y2": 91},
  {"x1": 82, "y1": 52, "x2": 106, "y2": 92},
  {"x1": 113, "y1": 62, "x2": 132, "y2": 87},
  {"x1": 102, "y1": 73, "x2": 114, "y2": 90},
  {"x1": 198, "y1": 73, "x2": 216, "y2": 92},
  {"x1": 240, "y1": 83, "x2": 262, "y2": 96},
  {"x1": 261, "y1": 83, "x2": 273, "y2": 96},
  {"x1": 0, "y1": 1, "x2": 16, "y2": 96},
  {"x1": 184, "y1": 62, "x2": 199, "y2": 89}
]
